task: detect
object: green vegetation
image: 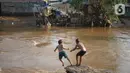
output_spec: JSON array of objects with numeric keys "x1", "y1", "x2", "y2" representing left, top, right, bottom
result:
[
  {"x1": 101, "y1": 0, "x2": 128, "y2": 21},
  {"x1": 70, "y1": 0, "x2": 84, "y2": 10},
  {"x1": 70, "y1": 0, "x2": 128, "y2": 24}
]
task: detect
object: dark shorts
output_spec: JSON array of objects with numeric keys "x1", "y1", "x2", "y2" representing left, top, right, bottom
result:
[
  {"x1": 59, "y1": 51, "x2": 68, "y2": 59},
  {"x1": 76, "y1": 51, "x2": 86, "y2": 56}
]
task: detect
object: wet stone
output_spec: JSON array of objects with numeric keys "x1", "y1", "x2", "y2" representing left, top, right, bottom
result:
[{"x1": 65, "y1": 65, "x2": 113, "y2": 73}]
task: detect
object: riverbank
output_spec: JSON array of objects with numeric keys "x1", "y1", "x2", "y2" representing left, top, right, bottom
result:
[
  {"x1": 0, "y1": 16, "x2": 36, "y2": 28},
  {"x1": 0, "y1": 16, "x2": 130, "y2": 28}
]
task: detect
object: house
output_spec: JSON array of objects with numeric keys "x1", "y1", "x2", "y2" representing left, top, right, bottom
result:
[
  {"x1": 123, "y1": 0, "x2": 130, "y2": 17},
  {"x1": 0, "y1": 0, "x2": 61, "y2": 15},
  {"x1": 0, "y1": 0, "x2": 43, "y2": 15}
]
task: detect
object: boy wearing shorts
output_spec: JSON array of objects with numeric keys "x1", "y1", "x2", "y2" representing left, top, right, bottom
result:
[
  {"x1": 70, "y1": 38, "x2": 87, "y2": 66},
  {"x1": 54, "y1": 39, "x2": 72, "y2": 66}
]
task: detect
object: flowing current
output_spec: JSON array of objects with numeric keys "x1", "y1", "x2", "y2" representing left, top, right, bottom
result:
[{"x1": 0, "y1": 26, "x2": 130, "y2": 73}]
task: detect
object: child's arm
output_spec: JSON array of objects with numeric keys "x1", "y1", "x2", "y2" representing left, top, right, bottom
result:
[
  {"x1": 63, "y1": 48, "x2": 69, "y2": 50},
  {"x1": 54, "y1": 46, "x2": 58, "y2": 52},
  {"x1": 70, "y1": 44, "x2": 78, "y2": 52},
  {"x1": 62, "y1": 45, "x2": 69, "y2": 50}
]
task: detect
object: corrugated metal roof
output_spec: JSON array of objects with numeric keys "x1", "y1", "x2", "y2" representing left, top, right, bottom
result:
[
  {"x1": 0, "y1": 0, "x2": 60, "y2": 2},
  {"x1": 0, "y1": 0, "x2": 42, "y2": 2}
]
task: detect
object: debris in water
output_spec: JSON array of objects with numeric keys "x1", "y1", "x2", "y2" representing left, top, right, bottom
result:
[
  {"x1": 12, "y1": 22, "x2": 14, "y2": 25},
  {"x1": 0, "y1": 50, "x2": 8, "y2": 54},
  {"x1": 33, "y1": 41, "x2": 39, "y2": 46},
  {"x1": 33, "y1": 41, "x2": 50, "y2": 47}
]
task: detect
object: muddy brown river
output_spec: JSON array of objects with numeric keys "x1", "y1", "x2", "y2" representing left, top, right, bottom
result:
[{"x1": 0, "y1": 26, "x2": 130, "y2": 73}]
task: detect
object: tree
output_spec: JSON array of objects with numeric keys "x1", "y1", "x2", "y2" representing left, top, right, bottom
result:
[
  {"x1": 69, "y1": 0, "x2": 128, "y2": 26},
  {"x1": 101, "y1": 0, "x2": 128, "y2": 21},
  {"x1": 70, "y1": 0, "x2": 84, "y2": 10}
]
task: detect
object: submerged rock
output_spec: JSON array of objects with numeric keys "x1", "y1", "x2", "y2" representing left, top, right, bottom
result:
[{"x1": 65, "y1": 65, "x2": 113, "y2": 73}]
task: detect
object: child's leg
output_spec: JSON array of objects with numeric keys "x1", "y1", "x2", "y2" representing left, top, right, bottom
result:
[
  {"x1": 76, "y1": 51, "x2": 81, "y2": 65},
  {"x1": 66, "y1": 57, "x2": 72, "y2": 65},
  {"x1": 63, "y1": 51, "x2": 72, "y2": 65},
  {"x1": 79, "y1": 51, "x2": 86, "y2": 66},
  {"x1": 59, "y1": 52, "x2": 64, "y2": 66},
  {"x1": 76, "y1": 55, "x2": 79, "y2": 65},
  {"x1": 79, "y1": 56, "x2": 83, "y2": 66},
  {"x1": 59, "y1": 59, "x2": 64, "y2": 66}
]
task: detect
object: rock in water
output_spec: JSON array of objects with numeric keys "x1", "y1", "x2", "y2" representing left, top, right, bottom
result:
[
  {"x1": 65, "y1": 65, "x2": 94, "y2": 73},
  {"x1": 65, "y1": 65, "x2": 113, "y2": 73}
]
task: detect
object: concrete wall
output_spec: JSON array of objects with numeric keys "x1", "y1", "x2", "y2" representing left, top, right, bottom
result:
[
  {"x1": 1, "y1": 2, "x2": 43, "y2": 15},
  {"x1": 0, "y1": 0, "x2": 42, "y2": 2}
]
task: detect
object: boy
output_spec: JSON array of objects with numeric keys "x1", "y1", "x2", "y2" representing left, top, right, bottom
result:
[
  {"x1": 54, "y1": 39, "x2": 72, "y2": 66},
  {"x1": 70, "y1": 38, "x2": 87, "y2": 66}
]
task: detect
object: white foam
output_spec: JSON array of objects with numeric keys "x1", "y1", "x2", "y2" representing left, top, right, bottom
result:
[{"x1": 33, "y1": 41, "x2": 39, "y2": 46}]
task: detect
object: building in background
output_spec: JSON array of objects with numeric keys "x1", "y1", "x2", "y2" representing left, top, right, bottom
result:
[
  {"x1": 0, "y1": 0, "x2": 64, "y2": 16},
  {"x1": 128, "y1": 0, "x2": 130, "y2": 3},
  {"x1": 0, "y1": 0, "x2": 43, "y2": 15}
]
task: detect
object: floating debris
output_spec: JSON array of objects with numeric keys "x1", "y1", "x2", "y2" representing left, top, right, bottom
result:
[
  {"x1": 0, "y1": 16, "x2": 20, "y2": 21},
  {"x1": 33, "y1": 41, "x2": 50, "y2": 47},
  {"x1": 0, "y1": 50, "x2": 8, "y2": 54}
]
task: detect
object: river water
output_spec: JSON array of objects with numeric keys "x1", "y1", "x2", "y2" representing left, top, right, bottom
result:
[{"x1": 0, "y1": 26, "x2": 130, "y2": 73}]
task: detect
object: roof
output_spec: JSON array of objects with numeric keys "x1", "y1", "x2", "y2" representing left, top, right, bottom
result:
[
  {"x1": 0, "y1": 0, "x2": 42, "y2": 2},
  {"x1": 0, "y1": 0, "x2": 60, "y2": 2}
]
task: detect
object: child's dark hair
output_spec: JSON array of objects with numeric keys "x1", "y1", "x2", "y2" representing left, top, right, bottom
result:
[
  {"x1": 76, "y1": 38, "x2": 80, "y2": 43},
  {"x1": 58, "y1": 39, "x2": 62, "y2": 44}
]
